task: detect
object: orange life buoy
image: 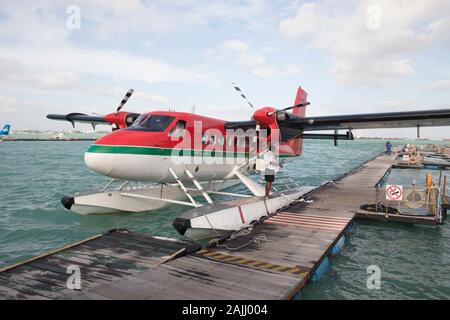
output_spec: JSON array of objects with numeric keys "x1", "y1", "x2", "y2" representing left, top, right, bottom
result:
[{"x1": 426, "y1": 172, "x2": 433, "y2": 193}]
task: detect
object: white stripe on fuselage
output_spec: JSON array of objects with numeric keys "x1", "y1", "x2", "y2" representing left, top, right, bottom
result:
[{"x1": 84, "y1": 152, "x2": 258, "y2": 182}]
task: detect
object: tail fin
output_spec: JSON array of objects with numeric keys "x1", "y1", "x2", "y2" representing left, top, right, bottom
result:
[
  {"x1": 288, "y1": 86, "x2": 308, "y2": 156},
  {"x1": 1, "y1": 124, "x2": 11, "y2": 135}
]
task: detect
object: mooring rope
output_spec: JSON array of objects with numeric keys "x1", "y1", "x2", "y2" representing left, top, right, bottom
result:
[{"x1": 218, "y1": 233, "x2": 268, "y2": 251}]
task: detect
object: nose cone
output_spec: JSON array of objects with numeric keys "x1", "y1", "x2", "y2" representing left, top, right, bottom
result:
[
  {"x1": 173, "y1": 217, "x2": 191, "y2": 236},
  {"x1": 84, "y1": 146, "x2": 115, "y2": 176}
]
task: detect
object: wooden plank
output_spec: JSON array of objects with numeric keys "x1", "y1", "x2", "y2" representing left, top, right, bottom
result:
[{"x1": 0, "y1": 280, "x2": 51, "y2": 300}]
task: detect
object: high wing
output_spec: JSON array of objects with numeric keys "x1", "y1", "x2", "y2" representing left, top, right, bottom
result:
[
  {"x1": 47, "y1": 111, "x2": 141, "y2": 130},
  {"x1": 285, "y1": 109, "x2": 450, "y2": 131},
  {"x1": 47, "y1": 89, "x2": 139, "y2": 130},
  {"x1": 47, "y1": 113, "x2": 110, "y2": 127},
  {"x1": 226, "y1": 108, "x2": 450, "y2": 141}
]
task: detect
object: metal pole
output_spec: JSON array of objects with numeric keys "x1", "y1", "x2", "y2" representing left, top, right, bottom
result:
[{"x1": 444, "y1": 175, "x2": 447, "y2": 197}]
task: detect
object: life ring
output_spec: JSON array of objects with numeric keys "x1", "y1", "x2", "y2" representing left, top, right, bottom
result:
[
  {"x1": 402, "y1": 188, "x2": 426, "y2": 209},
  {"x1": 409, "y1": 155, "x2": 417, "y2": 165}
]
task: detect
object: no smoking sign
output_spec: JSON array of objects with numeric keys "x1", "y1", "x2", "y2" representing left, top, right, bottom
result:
[{"x1": 386, "y1": 185, "x2": 403, "y2": 201}]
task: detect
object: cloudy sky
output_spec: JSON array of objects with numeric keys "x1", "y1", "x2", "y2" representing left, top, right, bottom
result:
[{"x1": 0, "y1": 0, "x2": 449, "y2": 138}]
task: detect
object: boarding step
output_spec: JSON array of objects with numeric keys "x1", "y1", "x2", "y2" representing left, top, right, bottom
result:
[{"x1": 265, "y1": 212, "x2": 352, "y2": 232}]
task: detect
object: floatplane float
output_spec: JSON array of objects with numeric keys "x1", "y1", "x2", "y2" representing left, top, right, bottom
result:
[{"x1": 47, "y1": 85, "x2": 450, "y2": 239}]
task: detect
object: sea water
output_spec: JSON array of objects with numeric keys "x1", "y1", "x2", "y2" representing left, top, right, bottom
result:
[{"x1": 0, "y1": 139, "x2": 449, "y2": 299}]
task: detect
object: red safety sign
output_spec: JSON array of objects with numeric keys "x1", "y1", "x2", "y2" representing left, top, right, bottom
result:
[{"x1": 385, "y1": 185, "x2": 403, "y2": 201}]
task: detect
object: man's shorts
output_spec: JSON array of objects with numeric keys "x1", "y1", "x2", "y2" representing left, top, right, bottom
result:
[{"x1": 265, "y1": 175, "x2": 275, "y2": 182}]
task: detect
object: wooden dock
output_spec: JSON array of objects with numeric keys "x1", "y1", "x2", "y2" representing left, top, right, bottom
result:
[{"x1": 0, "y1": 151, "x2": 445, "y2": 300}]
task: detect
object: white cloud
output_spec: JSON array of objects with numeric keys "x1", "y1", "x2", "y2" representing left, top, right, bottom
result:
[
  {"x1": 0, "y1": 95, "x2": 18, "y2": 112},
  {"x1": 426, "y1": 79, "x2": 450, "y2": 91},
  {"x1": 87, "y1": 85, "x2": 168, "y2": 105},
  {"x1": 252, "y1": 65, "x2": 279, "y2": 77},
  {"x1": 0, "y1": 1, "x2": 269, "y2": 43},
  {"x1": 222, "y1": 39, "x2": 250, "y2": 53},
  {"x1": 0, "y1": 1, "x2": 219, "y2": 94},
  {"x1": 0, "y1": 57, "x2": 82, "y2": 91},
  {"x1": 279, "y1": 0, "x2": 450, "y2": 86},
  {"x1": 0, "y1": 94, "x2": 50, "y2": 114},
  {"x1": 284, "y1": 64, "x2": 301, "y2": 75},
  {"x1": 214, "y1": 39, "x2": 300, "y2": 78},
  {"x1": 0, "y1": 1, "x2": 71, "y2": 45},
  {"x1": 0, "y1": 46, "x2": 215, "y2": 93},
  {"x1": 199, "y1": 103, "x2": 253, "y2": 120}
]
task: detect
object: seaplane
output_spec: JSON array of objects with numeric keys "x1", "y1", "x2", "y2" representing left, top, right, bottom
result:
[{"x1": 47, "y1": 85, "x2": 450, "y2": 239}]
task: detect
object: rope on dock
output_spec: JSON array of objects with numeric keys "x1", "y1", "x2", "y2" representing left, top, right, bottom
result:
[{"x1": 218, "y1": 233, "x2": 268, "y2": 251}]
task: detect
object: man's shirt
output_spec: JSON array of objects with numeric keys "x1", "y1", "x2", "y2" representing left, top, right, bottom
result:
[{"x1": 264, "y1": 151, "x2": 279, "y2": 175}]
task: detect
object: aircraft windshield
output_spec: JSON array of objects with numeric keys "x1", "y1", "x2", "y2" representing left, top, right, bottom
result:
[{"x1": 128, "y1": 114, "x2": 174, "y2": 132}]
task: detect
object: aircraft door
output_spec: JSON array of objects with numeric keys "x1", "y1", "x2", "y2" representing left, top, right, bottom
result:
[{"x1": 169, "y1": 120, "x2": 187, "y2": 139}]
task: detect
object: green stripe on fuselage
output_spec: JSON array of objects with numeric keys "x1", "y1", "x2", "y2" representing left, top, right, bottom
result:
[{"x1": 86, "y1": 144, "x2": 296, "y2": 158}]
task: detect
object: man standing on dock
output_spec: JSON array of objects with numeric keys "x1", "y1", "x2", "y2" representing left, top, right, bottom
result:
[
  {"x1": 264, "y1": 146, "x2": 279, "y2": 199},
  {"x1": 385, "y1": 141, "x2": 393, "y2": 155}
]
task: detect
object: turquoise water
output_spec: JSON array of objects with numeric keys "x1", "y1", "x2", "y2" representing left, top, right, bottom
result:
[{"x1": 0, "y1": 139, "x2": 449, "y2": 299}]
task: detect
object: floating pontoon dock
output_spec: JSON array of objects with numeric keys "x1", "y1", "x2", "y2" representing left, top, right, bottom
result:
[{"x1": 0, "y1": 151, "x2": 447, "y2": 299}]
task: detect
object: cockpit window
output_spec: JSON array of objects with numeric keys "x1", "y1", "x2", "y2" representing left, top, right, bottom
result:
[
  {"x1": 128, "y1": 114, "x2": 174, "y2": 132},
  {"x1": 125, "y1": 113, "x2": 140, "y2": 127}
]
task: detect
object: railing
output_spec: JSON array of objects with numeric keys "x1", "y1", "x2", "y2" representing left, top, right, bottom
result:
[
  {"x1": 271, "y1": 176, "x2": 301, "y2": 192},
  {"x1": 375, "y1": 184, "x2": 443, "y2": 223}
]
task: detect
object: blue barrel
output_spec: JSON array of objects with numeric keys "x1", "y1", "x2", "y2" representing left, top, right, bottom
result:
[
  {"x1": 309, "y1": 256, "x2": 330, "y2": 282},
  {"x1": 345, "y1": 221, "x2": 355, "y2": 234},
  {"x1": 330, "y1": 235, "x2": 346, "y2": 256},
  {"x1": 291, "y1": 290, "x2": 303, "y2": 300}
]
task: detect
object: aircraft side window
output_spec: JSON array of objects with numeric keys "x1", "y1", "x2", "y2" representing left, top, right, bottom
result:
[
  {"x1": 125, "y1": 115, "x2": 135, "y2": 126},
  {"x1": 202, "y1": 133, "x2": 209, "y2": 144},
  {"x1": 169, "y1": 120, "x2": 187, "y2": 138},
  {"x1": 133, "y1": 114, "x2": 150, "y2": 127},
  {"x1": 128, "y1": 115, "x2": 174, "y2": 132}
]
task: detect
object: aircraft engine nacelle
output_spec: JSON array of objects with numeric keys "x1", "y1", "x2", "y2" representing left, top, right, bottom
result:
[
  {"x1": 252, "y1": 107, "x2": 278, "y2": 131},
  {"x1": 104, "y1": 111, "x2": 140, "y2": 130}
]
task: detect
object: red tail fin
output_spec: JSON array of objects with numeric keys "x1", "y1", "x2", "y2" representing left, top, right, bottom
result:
[{"x1": 288, "y1": 86, "x2": 308, "y2": 156}]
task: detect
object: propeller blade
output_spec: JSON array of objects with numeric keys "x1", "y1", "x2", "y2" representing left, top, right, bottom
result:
[
  {"x1": 279, "y1": 102, "x2": 310, "y2": 112},
  {"x1": 266, "y1": 102, "x2": 310, "y2": 117},
  {"x1": 231, "y1": 82, "x2": 255, "y2": 110},
  {"x1": 115, "y1": 89, "x2": 134, "y2": 114}
]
